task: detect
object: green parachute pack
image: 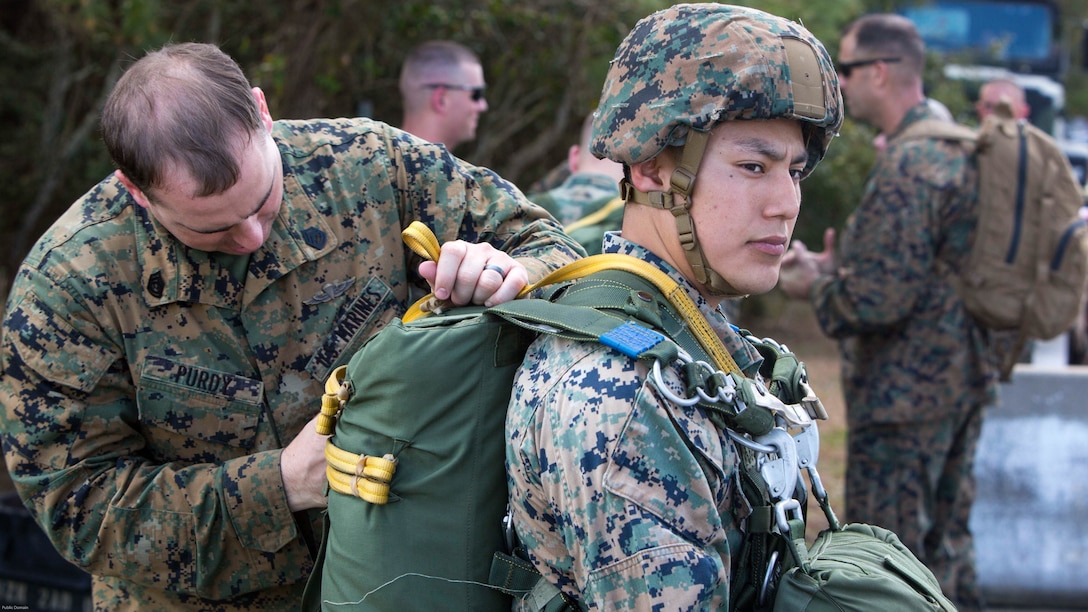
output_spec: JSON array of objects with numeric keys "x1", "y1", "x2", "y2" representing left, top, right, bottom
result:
[{"x1": 302, "y1": 222, "x2": 957, "y2": 611}]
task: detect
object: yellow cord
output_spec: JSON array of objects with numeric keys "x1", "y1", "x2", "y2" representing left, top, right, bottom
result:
[
  {"x1": 562, "y1": 197, "x2": 625, "y2": 234},
  {"x1": 325, "y1": 439, "x2": 397, "y2": 504},
  {"x1": 399, "y1": 221, "x2": 740, "y2": 375},
  {"x1": 315, "y1": 365, "x2": 348, "y2": 435}
]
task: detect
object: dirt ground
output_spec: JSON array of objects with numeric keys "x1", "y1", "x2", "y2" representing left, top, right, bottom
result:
[{"x1": 742, "y1": 294, "x2": 848, "y2": 540}]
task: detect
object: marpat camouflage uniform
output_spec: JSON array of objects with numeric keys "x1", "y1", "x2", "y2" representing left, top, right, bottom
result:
[
  {"x1": 506, "y1": 3, "x2": 842, "y2": 609},
  {"x1": 530, "y1": 173, "x2": 622, "y2": 257},
  {"x1": 506, "y1": 234, "x2": 764, "y2": 610},
  {"x1": 0, "y1": 117, "x2": 583, "y2": 611},
  {"x1": 810, "y1": 101, "x2": 997, "y2": 608},
  {"x1": 530, "y1": 173, "x2": 621, "y2": 227}
]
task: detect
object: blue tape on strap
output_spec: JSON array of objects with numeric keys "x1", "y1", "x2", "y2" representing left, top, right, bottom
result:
[{"x1": 600, "y1": 321, "x2": 665, "y2": 358}]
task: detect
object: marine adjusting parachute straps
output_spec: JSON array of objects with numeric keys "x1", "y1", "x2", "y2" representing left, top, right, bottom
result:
[{"x1": 618, "y1": 33, "x2": 831, "y2": 297}]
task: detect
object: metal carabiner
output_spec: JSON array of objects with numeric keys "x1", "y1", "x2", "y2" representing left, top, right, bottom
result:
[
  {"x1": 650, "y1": 359, "x2": 702, "y2": 407},
  {"x1": 754, "y1": 428, "x2": 800, "y2": 502},
  {"x1": 501, "y1": 506, "x2": 516, "y2": 553},
  {"x1": 774, "y1": 497, "x2": 803, "y2": 534},
  {"x1": 758, "y1": 549, "x2": 781, "y2": 606},
  {"x1": 693, "y1": 361, "x2": 738, "y2": 405},
  {"x1": 793, "y1": 423, "x2": 820, "y2": 470},
  {"x1": 726, "y1": 430, "x2": 776, "y2": 454}
]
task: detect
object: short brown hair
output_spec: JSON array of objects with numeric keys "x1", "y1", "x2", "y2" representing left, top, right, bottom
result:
[
  {"x1": 843, "y1": 13, "x2": 926, "y2": 76},
  {"x1": 398, "y1": 40, "x2": 481, "y2": 112},
  {"x1": 100, "y1": 42, "x2": 262, "y2": 197}
]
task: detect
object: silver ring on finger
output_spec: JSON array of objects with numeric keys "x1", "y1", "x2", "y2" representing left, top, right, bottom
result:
[{"x1": 483, "y1": 263, "x2": 508, "y2": 279}]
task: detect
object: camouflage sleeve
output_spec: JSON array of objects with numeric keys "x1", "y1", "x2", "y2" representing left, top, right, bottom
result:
[
  {"x1": 507, "y1": 337, "x2": 735, "y2": 610},
  {"x1": 811, "y1": 141, "x2": 961, "y2": 338},
  {"x1": 382, "y1": 129, "x2": 585, "y2": 281},
  {"x1": 0, "y1": 268, "x2": 309, "y2": 600}
]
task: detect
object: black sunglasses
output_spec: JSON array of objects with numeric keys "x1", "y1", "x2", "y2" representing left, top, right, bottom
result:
[
  {"x1": 837, "y1": 57, "x2": 901, "y2": 78},
  {"x1": 422, "y1": 83, "x2": 487, "y2": 102}
]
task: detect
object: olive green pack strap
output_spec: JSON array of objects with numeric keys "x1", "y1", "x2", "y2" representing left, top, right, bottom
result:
[
  {"x1": 487, "y1": 298, "x2": 682, "y2": 367},
  {"x1": 488, "y1": 550, "x2": 587, "y2": 612},
  {"x1": 400, "y1": 221, "x2": 744, "y2": 376},
  {"x1": 549, "y1": 269, "x2": 778, "y2": 437},
  {"x1": 488, "y1": 271, "x2": 778, "y2": 439}
]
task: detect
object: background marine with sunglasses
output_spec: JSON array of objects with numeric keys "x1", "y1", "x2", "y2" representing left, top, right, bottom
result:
[
  {"x1": 779, "y1": 12, "x2": 995, "y2": 611},
  {"x1": 398, "y1": 39, "x2": 490, "y2": 154}
]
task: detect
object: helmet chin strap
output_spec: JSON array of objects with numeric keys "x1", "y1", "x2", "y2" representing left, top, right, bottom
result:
[{"x1": 620, "y1": 129, "x2": 743, "y2": 297}]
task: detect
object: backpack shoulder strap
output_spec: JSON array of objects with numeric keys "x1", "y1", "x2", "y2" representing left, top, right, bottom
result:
[
  {"x1": 490, "y1": 267, "x2": 788, "y2": 439},
  {"x1": 401, "y1": 218, "x2": 745, "y2": 376},
  {"x1": 563, "y1": 197, "x2": 625, "y2": 234},
  {"x1": 893, "y1": 118, "x2": 977, "y2": 146}
]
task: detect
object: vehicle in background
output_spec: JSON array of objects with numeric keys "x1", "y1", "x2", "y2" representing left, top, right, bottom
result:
[
  {"x1": 900, "y1": 0, "x2": 1088, "y2": 366},
  {"x1": 899, "y1": 0, "x2": 1088, "y2": 188}
]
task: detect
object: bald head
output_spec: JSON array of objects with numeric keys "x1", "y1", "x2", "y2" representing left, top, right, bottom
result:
[{"x1": 977, "y1": 78, "x2": 1030, "y2": 121}]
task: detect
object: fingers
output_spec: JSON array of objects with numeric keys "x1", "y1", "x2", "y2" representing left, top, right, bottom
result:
[
  {"x1": 817, "y1": 228, "x2": 838, "y2": 274},
  {"x1": 423, "y1": 241, "x2": 528, "y2": 307},
  {"x1": 482, "y1": 263, "x2": 508, "y2": 278},
  {"x1": 781, "y1": 248, "x2": 799, "y2": 267},
  {"x1": 483, "y1": 262, "x2": 527, "y2": 307},
  {"x1": 823, "y1": 227, "x2": 836, "y2": 252}
]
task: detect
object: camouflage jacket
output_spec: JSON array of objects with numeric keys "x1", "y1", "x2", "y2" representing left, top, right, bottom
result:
[
  {"x1": 811, "y1": 103, "x2": 996, "y2": 426},
  {"x1": 0, "y1": 118, "x2": 583, "y2": 611},
  {"x1": 530, "y1": 172, "x2": 621, "y2": 227},
  {"x1": 506, "y1": 234, "x2": 764, "y2": 610}
]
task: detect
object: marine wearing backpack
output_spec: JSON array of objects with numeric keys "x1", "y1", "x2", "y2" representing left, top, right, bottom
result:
[
  {"x1": 303, "y1": 2, "x2": 962, "y2": 608},
  {"x1": 896, "y1": 101, "x2": 1088, "y2": 380},
  {"x1": 300, "y1": 223, "x2": 955, "y2": 611}
]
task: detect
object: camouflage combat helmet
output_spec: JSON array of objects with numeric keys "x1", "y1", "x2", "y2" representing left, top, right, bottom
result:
[{"x1": 591, "y1": 3, "x2": 843, "y2": 296}]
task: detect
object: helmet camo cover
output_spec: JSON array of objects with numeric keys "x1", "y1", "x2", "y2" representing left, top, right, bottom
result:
[{"x1": 591, "y1": 3, "x2": 843, "y2": 178}]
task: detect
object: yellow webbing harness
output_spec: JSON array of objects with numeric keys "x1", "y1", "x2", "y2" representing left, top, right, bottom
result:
[
  {"x1": 561, "y1": 196, "x2": 625, "y2": 234},
  {"x1": 319, "y1": 221, "x2": 744, "y2": 505},
  {"x1": 316, "y1": 364, "x2": 398, "y2": 503},
  {"x1": 401, "y1": 221, "x2": 742, "y2": 373}
]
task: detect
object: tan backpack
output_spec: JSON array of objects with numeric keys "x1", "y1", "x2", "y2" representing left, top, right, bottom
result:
[{"x1": 897, "y1": 101, "x2": 1088, "y2": 380}]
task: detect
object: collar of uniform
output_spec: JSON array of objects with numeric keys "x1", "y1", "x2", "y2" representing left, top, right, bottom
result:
[
  {"x1": 890, "y1": 101, "x2": 939, "y2": 140},
  {"x1": 559, "y1": 172, "x2": 623, "y2": 196},
  {"x1": 600, "y1": 233, "x2": 764, "y2": 376},
  {"x1": 134, "y1": 167, "x2": 337, "y2": 309}
]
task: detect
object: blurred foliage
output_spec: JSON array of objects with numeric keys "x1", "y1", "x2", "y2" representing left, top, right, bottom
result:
[
  {"x1": 1, "y1": 0, "x2": 1087, "y2": 307},
  {"x1": 0, "y1": 0, "x2": 666, "y2": 290}
]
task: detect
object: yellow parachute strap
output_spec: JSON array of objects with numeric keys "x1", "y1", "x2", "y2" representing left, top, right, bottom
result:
[
  {"x1": 314, "y1": 365, "x2": 349, "y2": 436},
  {"x1": 324, "y1": 439, "x2": 397, "y2": 504},
  {"x1": 399, "y1": 221, "x2": 741, "y2": 376},
  {"x1": 316, "y1": 366, "x2": 397, "y2": 504},
  {"x1": 562, "y1": 197, "x2": 625, "y2": 234}
]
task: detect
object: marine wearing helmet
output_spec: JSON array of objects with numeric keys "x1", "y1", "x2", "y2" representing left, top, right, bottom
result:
[
  {"x1": 592, "y1": 3, "x2": 842, "y2": 296},
  {"x1": 505, "y1": 6, "x2": 844, "y2": 610}
]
